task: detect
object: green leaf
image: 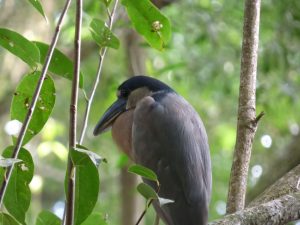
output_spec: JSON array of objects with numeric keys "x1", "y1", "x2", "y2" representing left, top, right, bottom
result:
[
  {"x1": 0, "y1": 146, "x2": 34, "y2": 224},
  {"x1": 11, "y1": 72, "x2": 56, "y2": 145},
  {"x1": 81, "y1": 213, "x2": 108, "y2": 225},
  {"x1": 137, "y1": 183, "x2": 158, "y2": 200},
  {"x1": 27, "y1": 0, "x2": 47, "y2": 21},
  {"x1": 33, "y1": 41, "x2": 84, "y2": 88},
  {"x1": 89, "y1": 19, "x2": 120, "y2": 49},
  {"x1": 68, "y1": 148, "x2": 100, "y2": 225},
  {"x1": 36, "y1": 211, "x2": 61, "y2": 225},
  {"x1": 75, "y1": 145, "x2": 107, "y2": 167},
  {"x1": 128, "y1": 164, "x2": 158, "y2": 182},
  {"x1": 122, "y1": 0, "x2": 171, "y2": 50},
  {"x1": 0, "y1": 213, "x2": 19, "y2": 225},
  {"x1": 0, "y1": 28, "x2": 40, "y2": 68}
]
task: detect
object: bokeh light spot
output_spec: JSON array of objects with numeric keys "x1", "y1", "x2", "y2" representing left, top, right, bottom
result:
[
  {"x1": 4, "y1": 120, "x2": 22, "y2": 136},
  {"x1": 29, "y1": 175, "x2": 43, "y2": 193},
  {"x1": 215, "y1": 200, "x2": 226, "y2": 215},
  {"x1": 52, "y1": 201, "x2": 65, "y2": 219},
  {"x1": 260, "y1": 134, "x2": 272, "y2": 148},
  {"x1": 251, "y1": 165, "x2": 263, "y2": 178}
]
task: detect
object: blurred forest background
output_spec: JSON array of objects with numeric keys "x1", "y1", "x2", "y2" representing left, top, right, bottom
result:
[{"x1": 0, "y1": 0, "x2": 300, "y2": 224}]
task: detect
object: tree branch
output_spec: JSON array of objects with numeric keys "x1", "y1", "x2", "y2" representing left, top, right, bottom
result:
[
  {"x1": 0, "y1": 0, "x2": 72, "y2": 207},
  {"x1": 64, "y1": 0, "x2": 82, "y2": 224},
  {"x1": 226, "y1": 0, "x2": 262, "y2": 214},
  {"x1": 247, "y1": 133, "x2": 300, "y2": 202},
  {"x1": 78, "y1": 0, "x2": 119, "y2": 144},
  {"x1": 210, "y1": 192, "x2": 300, "y2": 225},
  {"x1": 248, "y1": 164, "x2": 300, "y2": 207}
]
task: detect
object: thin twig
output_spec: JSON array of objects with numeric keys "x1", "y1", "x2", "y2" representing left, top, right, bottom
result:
[
  {"x1": 135, "y1": 199, "x2": 154, "y2": 225},
  {"x1": 226, "y1": 0, "x2": 262, "y2": 214},
  {"x1": 0, "y1": 0, "x2": 72, "y2": 207},
  {"x1": 254, "y1": 111, "x2": 265, "y2": 124},
  {"x1": 78, "y1": 0, "x2": 119, "y2": 144},
  {"x1": 64, "y1": 0, "x2": 83, "y2": 224}
]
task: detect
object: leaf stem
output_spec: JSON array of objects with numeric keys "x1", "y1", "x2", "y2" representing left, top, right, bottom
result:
[
  {"x1": 64, "y1": 0, "x2": 83, "y2": 224},
  {"x1": 135, "y1": 199, "x2": 154, "y2": 225},
  {"x1": 0, "y1": 0, "x2": 72, "y2": 207},
  {"x1": 78, "y1": 0, "x2": 119, "y2": 145}
]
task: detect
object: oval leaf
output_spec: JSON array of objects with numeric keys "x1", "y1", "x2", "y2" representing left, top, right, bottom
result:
[
  {"x1": 0, "y1": 146, "x2": 34, "y2": 224},
  {"x1": 67, "y1": 149, "x2": 100, "y2": 225},
  {"x1": 89, "y1": 18, "x2": 120, "y2": 49},
  {"x1": 122, "y1": 0, "x2": 171, "y2": 50},
  {"x1": 75, "y1": 145, "x2": 107, "y2": 167},
  {"x1": 81, "y1": 213, "x2": 108, "y2": 225},
  {"x1": 11, "y1": 72, "x2": 56, "y2": 145},
  {"x1": 128, "y1": 164, "x2": 158, "y2": 182},
  {"x1": 36, "y1": 211, "x2": 61, "y2": 225},
  {"x1": 0, "y1": 213, "x2": 19, "y2": 225},
  {"x1": 27, "y1": 0, "x2": 47, "y2": 21},
  {"x1": 0, "y1": 28, "x2": 40, "y2": 68},
  {"x1": 137, "y1": 183, "x2": 158, "y2": 200},
  {"x1": 33, "y1": 41, "x2": 84, "y2": 88}
]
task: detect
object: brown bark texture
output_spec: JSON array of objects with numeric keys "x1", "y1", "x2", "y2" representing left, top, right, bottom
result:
[
  {"x1": 248, "y1": 164, "x2": 300, "y2": 207},
  {"x1": 226, "y1": 0, "x2": 262, "y2": 214},
  {"x1": 247, "y1": 133, "x2": 300, "y2": 202},
  {"x1": 210, "y1": 192, "x2": 300, "y2": 225}
]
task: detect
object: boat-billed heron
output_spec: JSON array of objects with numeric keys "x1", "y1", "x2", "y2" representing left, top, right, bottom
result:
[{"x1": 94, "y1": 76, "x2": 212, "y2": 225}]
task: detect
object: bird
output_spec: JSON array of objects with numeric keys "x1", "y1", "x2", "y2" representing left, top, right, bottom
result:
[{"x1": 93, "y1": 75, "x2": 212, "y2": 225}]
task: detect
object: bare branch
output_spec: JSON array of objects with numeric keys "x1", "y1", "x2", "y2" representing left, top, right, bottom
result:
[
  {"x1": 247, "y1": 133, "x2": 300, "y2": 202},
  {"x1": 226, "y1": 0, "x2": 262, "y2": 213},
  {"x1": 211, "y1": 193, "x2": 300, "y2": 225},
  {"x1": 0, "y1": 0, "x2": 72, "y2": 207},
  {"x1": 248, "y1": 164, "x2": 300, "y2": 207},
  {"x1": 64, "y1": 0, "x2": 83, "y2": 224},
  {"x1": 78, "y1": 0, "x2": 119, "y2": 144}
]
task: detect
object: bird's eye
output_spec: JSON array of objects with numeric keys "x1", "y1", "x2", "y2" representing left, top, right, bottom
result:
[{"x1": 117, "y1": 89, "x2": 129, "y2": 98}]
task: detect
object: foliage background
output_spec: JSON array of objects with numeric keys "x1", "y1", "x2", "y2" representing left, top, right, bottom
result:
[{"x1": 0, "y1": 0, "x2": 299, "y2": 224}]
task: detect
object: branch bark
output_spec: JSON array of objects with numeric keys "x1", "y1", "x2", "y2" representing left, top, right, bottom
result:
[
  {"x1": 64, "y1": 0, "x2": 82, "y2": 224},
  {"x1": 226, "y1": 0, "x2": 262, "y2": 214},
  {"x1": 247, "y1": 133, "x2": 300, "y2": 202},
  {"x1": 210, "y1": 192, "x2": 300, "y2": 225},
  {"x1": 248, "y1": 164, "x2": 300, "y2": 207}
]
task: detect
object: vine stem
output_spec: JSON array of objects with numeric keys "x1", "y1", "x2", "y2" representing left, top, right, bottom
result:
[
  {"x1": 64, "y1": 0, "x2": 83, "y2": 224},
  {"x1": 78, "y1": 0, "x2": 119, "y2": 144},
  {"x1": 0, "y1": 0, "x2": 72, "y2": 207}
]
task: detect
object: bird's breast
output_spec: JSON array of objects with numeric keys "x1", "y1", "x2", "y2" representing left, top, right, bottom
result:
[{"x1": 111, "y1": 109, "x2": 134, "y2": 159}]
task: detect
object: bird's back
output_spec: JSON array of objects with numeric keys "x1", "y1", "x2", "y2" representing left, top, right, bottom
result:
[{"x1": 132, "y1": 92, "x2": 212, "y2": 225}]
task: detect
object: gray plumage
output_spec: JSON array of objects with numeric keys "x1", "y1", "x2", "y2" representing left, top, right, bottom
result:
[
  {"x1": 93, "y1": 76, "x2": 212, "y2": 225},
  {"x1": 133, "y1": 92, "x2": 211, "y2": 225}
]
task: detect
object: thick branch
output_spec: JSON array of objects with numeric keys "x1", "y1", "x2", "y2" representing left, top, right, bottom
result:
[
  {"x1": 0, "y1": 0, "x2": 72, "y2": 207},
  {"x1": 226, "y1": 0, "x2": 261, "y2": 213},
  {"x1": 210, "y1": 192, "x2": 300, "y2": 225},
  {"x1": 247, "y1": 133, "x2": 300, "y2": 202},
  {"x1": 248, "y1": 164, "x2": 300, "y2": 207}
]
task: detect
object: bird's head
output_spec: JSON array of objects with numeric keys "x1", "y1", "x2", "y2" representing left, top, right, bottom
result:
[{"x1": 93, "y1": 75, "x2": 173, "y2": 136}]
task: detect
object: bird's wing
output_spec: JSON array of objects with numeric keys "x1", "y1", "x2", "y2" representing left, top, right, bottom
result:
[{"x1": 132, "y1": 92, "x2": 211, "y2": 207}]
